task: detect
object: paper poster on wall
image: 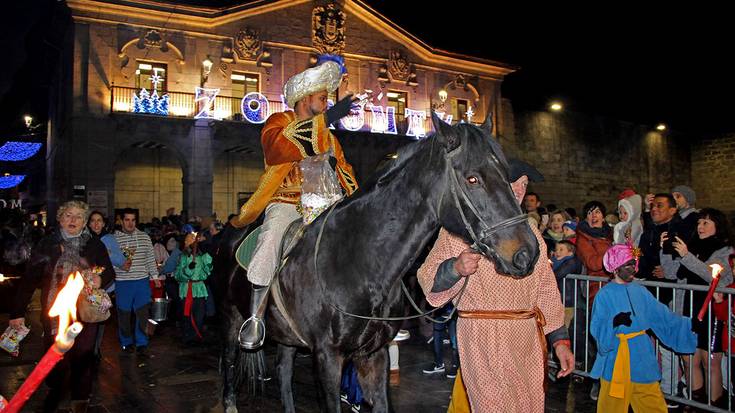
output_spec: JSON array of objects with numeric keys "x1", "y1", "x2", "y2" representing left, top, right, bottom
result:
[{"x1": 87, "y1": 191, "x2": 109, "y2": 217}]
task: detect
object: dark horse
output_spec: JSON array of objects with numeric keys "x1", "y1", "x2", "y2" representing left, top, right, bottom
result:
[{"x1": 213, "y1": 113, "x2": 540, "y2": 412}]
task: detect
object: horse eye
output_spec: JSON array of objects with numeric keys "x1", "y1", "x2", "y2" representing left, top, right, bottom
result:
[{"x1": 467, "y1": 176, "x2": 479, "y2": 185}]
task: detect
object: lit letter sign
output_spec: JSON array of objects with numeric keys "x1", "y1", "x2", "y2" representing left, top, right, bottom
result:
[
  {"x1": 405, "y1": 109, "x2": 427, "y2": 138},
  {"x1": 368, "y1": 105, "x2": 398, "y2": 135},
  {"x1": 240, "y1": 92, "x2": 269, "y2": 124},
  {"x1": 194, "y1": 87, "x2": 221, "y2": 119}
]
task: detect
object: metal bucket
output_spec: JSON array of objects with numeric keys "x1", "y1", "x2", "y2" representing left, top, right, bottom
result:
[{"x1": 151, "y1": 297, "x2": 169, "y2": 322}]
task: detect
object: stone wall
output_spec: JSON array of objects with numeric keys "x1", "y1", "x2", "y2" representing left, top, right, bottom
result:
[
  {"x1": 691, "y1": 134, "x2": 735, "y2": 216},
  {"x1": 501, "y1": 105, "x2": 692, "y2": 215}
]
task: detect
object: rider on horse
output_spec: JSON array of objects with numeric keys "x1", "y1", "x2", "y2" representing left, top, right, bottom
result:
[{"x1": 229, "y1": 57, "x2": 359, "y2": 350}]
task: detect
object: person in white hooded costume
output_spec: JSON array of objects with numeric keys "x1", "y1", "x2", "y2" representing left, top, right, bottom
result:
[{"x1": 614, "y1": 194, "x2": 643, "y2": 246}]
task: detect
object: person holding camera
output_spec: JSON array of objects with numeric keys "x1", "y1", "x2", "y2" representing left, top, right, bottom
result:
[{"x1": 660, "y1": 208, "x2": 733, "y2": 408}]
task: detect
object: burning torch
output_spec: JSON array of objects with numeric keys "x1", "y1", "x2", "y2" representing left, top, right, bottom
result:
[
  {"x1": 697, "y1": 264, "x2": 724, "y2": 322},
  {"x1": 2, "y1": 271, "x2": 86, "y2": 413}
]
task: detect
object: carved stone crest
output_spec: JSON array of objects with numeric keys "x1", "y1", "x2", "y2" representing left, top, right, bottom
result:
[
  {"x1": 312, "y1": 3, "x2": 346, "y2": 55},
  {"x1": 235, "y1": 27, "x2": 262, "y2": 61},
  {"x1": 137, "y1": 30, "x2": 168, "y2": 52},
  {"x1": 388, "y1": 50, "x2": 411, "y2": 82}
]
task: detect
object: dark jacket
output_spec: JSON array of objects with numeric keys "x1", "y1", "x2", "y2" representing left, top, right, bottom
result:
[
  {"x1": 11, "y1": 229, "x2": 115, "y2": 334},
  {"x1": 638, "y1": 214, "x2": 685, "y2": 304},
  {"x1": 553, "y1": 255, "x2": 584, "y2": 306}
]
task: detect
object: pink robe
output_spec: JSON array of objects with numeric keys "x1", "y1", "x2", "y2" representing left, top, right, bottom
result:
[{"x1": 417, "y1": 223, "x2": 565, "y2": 412}]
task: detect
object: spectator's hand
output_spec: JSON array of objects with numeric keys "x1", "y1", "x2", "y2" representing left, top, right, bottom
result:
[
  {"x1": 91, "y1": 274, "x2": 102, "y2": 288},
  {"x1": 8, "y1": 318, "x2": 25, "y2": 330},
  {"x1": 673, "y1": 236, "x2": 689, "y2": 257},
  {"x1": 612, "y1": 311, "x2": 632, "y2": 328},
  {"x1": 653, "y1": 265, "x2": 664, "y2": 279},
  {"x1": 324, "y1": 94, "x2": 357, "y2": 125},
  {"x1": 555, "y1": 344, "x2": 575, "y2": 378},
  {"x1": 122, "y1": 259, "x2": 132, "y2": 271},
  {"x1": 645, "y1": 193, "x2": 655, "y2": 211},
  {"x1": 153, "y1": 279, "x2": 162, "y2": 289},
  {"x1": 659, "y1": 231, "x2": 669, "y2": 248},
  {"x1": 714, "y1": 292, "x2": 724, "y2": 304},
  {"x1": 453, "y1": 248, "x2": 482, "y2": 277}
]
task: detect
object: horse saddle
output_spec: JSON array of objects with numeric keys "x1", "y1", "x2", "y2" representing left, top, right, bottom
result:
[{"x1": 235, "y1": 219, "x2": 305, "y2": 272}]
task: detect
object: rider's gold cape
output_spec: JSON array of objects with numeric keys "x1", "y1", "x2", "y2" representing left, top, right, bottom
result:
[{"x1": 230, "y1": 111, "x2": 358, "y2": 228}]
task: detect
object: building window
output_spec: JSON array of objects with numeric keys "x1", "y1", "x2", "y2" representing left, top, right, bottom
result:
[
  {"x1": 454, "y1": 98, "x2": 469, "y2": 122},
  {"x1": 135, "y1": 62, "x2": 167, "y2": 93},
  {"x1": 387, "y1": 91, "x2": 408, "y2": 121},
  {"x1": 231, "y1": 72, "x2": 260, "y2": 98}
]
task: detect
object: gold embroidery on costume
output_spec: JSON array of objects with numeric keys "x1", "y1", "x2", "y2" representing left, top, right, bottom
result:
[{"x1": 283, "y1": 118, "x2": 320, "y2": 158}]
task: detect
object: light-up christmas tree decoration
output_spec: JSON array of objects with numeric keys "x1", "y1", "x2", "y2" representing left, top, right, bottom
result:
[{"x1": 132, "y1": 73, "x2": 169, "y2": 115}]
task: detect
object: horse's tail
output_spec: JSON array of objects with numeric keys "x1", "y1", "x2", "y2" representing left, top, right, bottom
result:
[{"x1": 235, "y1": 349, "x2": 269, "y2": 396}]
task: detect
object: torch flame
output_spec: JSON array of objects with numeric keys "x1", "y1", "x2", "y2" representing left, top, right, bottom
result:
[
  {"x1": 710, "y1": 263, "x2": 723, "y2": 280},
  {"x1": 48, "y1": 271, "x2": 85, "y2": 341}
]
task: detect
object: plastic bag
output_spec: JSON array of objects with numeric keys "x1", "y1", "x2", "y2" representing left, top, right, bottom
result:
[
  {"x1": 0, "y1": 324, "x2": 30, "y2": 357},
  {"x1": 299, "y1": 150, "x2": 343, "y2": 224}
]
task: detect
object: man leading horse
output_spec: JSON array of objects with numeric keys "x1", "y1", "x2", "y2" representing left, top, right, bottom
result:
[{"x1": 230, "y1": 57, "x2": 358, "y2": 350}]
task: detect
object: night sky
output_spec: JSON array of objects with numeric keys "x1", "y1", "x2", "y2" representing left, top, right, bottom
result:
[{"x1": 2, "y1": 1, "x2": 734, "y2": 137}]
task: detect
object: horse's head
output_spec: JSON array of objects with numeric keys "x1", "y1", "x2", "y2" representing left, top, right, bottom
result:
[{"x1": 431, "y1": 113, "x2": 539, "y2": 277}]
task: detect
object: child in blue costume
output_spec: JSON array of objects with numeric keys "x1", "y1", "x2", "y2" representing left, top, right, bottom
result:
[{"x1": 590, "y1": 243, "x2": 697, "y2": 412}]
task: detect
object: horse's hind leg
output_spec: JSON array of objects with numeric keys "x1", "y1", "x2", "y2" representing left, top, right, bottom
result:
[
  {"x1": 276, "y1": 344, "x2": 297, "y2": 413},
  {"x1": 312, "y1": 349, "x2": 345, "y2": 413},
  {"x1": 354, "y1": 347, "x2": 390, "y2": 413},
  {"x1": 222, "y1": 305, "x2": 244, "y2": 413}
]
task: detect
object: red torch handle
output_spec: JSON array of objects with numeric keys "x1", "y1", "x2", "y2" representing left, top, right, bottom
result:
[
  {"x1": 3, "y1": 346, "x2": 64, "y2": 413},
  {"x1": 697, "y1": 277, "x2": 721, "y2": 322}
]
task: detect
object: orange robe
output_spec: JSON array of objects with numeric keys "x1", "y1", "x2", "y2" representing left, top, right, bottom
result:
[
  {"x1": 417, "y1": 224, "x2": 565, "y2": 413},
  {"x1": 231, "y1": 111, "x2": 358, "y2": 228}
]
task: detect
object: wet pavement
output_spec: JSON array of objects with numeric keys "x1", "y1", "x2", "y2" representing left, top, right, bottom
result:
[{"x1": 0, "y1": 308, "x2": 599, "y2": 412}]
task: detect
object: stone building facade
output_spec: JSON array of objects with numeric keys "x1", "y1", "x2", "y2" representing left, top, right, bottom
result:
[{"x1": 55, "y1": 0, "x2": 515, "y2": 222}]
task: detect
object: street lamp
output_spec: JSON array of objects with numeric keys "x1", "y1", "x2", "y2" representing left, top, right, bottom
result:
[
  {"x1": 201, "y1": 56, "x2": 213, "y2": 86},
  {"x1": 24, "y1": 115, "x2": 33, "y2": 129},
  {"x1": 656, "y1": 123, "x2": 667, "y2": 131},
  {"x1": 549, "y1": 102, "x2": 563, "y2": 112}
]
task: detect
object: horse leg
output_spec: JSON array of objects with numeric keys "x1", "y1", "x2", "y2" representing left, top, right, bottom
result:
[
  {"x1": 312, "y1": 349, "x2": 345, "y2": 413},
  {"x1": 276, "y1": 344, "x2": 298, "y2": 413},
  {"x1": 354, "y1": 347, "x2": 390, "y2": 413},
  {"x1": 222, "y1": 304, "x2": 244, "y2": 413}
]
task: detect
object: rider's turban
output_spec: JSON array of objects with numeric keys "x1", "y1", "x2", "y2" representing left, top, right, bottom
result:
[{"x1": 283, "y1": 61, "x2": 342, "y2": 108}]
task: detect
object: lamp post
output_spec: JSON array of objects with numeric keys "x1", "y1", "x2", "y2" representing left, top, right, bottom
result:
[{"x1": 201, "y1": 56, "x2": 213, "y2": 87}]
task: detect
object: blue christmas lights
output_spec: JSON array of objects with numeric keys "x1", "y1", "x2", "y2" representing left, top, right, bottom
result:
[
  {"x1": 133, "y1": 89, "x2": 170, "y2": 115},
  {"x1": 0, "y1": 175, "x2": 26, "y2": 189},
  {"x1": 0, "y1": 142, "x2": 42, "y2": 161}
]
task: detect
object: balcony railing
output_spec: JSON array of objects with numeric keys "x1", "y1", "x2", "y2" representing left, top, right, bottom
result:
[{"x1": 111, "y1": 86, "x2": 439, "y2": 134}]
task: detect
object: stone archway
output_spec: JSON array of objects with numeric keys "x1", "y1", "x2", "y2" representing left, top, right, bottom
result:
[
  {"x1": 212, "y1": 145, "x2": 263, "y2": 219},
  {"x1": 113, "y1": 141, "x2": 184, "y2": 223}
]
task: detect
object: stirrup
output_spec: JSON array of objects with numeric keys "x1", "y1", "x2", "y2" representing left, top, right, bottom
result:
[{"x1": 238, "y1": 316, "x2": 265, "y2": 349}]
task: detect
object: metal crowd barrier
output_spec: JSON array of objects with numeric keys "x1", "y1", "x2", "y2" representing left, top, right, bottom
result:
[{"x1": 562, "y1": 274, "x2": 735, "y2": 412}]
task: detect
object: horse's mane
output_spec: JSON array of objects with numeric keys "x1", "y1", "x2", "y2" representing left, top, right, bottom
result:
[{"x1": 351, "y1": 135, "x2": 437, "y2": 196}]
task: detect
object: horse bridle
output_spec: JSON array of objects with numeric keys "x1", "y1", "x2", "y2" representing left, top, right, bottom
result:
[
  {"x1": 316, "y1": 144, "x2": 529, "y2": 323},
  {"x1": 442, "y1": 146, "x2": 528, "y2": 255}
]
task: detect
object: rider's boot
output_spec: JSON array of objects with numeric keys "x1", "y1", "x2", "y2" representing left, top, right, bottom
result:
[{"x1": 239, "y1": 284, "x2": 269, "y2": 349}]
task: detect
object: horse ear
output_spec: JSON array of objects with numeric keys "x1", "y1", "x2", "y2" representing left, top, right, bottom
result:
[
  {"x1": 481, "y1": 112, "x2": 493, "y2": 137},
  {"x1": 431, "y1": 111, "x2": 460, "y2": 152}
]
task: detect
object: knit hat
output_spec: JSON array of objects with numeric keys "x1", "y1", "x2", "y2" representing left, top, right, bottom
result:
[
  {"x1": 562, "y1": 220, "x2": 577, "y2": 231},
  {"x1": 603, "y1": 243, "x2": 641, "y2": 273},
  {"x1": 671, "y1": 185, "x2": 696, "y2": 207}
]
